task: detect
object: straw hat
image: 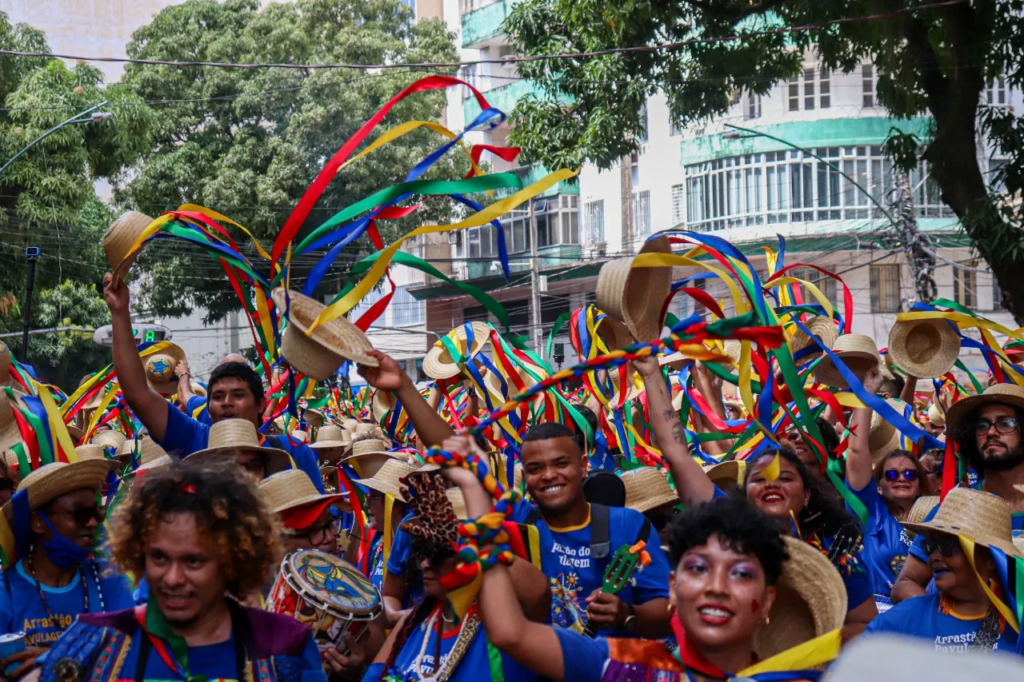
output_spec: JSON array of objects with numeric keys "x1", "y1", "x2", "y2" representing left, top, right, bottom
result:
[
  {"x1": 0, "y1": 340, "x2": 11, "y2": 386},
  {"x1": 888, "y1": 319, "x2": 961, "y2": 379},
  {"x1": 309, "y1": 425, "x2": 352, "y2": 451},
  {"x1": 345, "y1": 439, "x2": 401, "y2": 479},
  {"x1": 593, "y1": 315, "x2": 633, "y2": 354},
  {"x1": 927, "y1": 403, "x2": 945, "y2": 427},
  {"x1": 271, "y1": 288, "x2": 377, "y2": 381},
  {"x1": 902, "y1": 487, "x2": 1023, "y2": 559},
  {"x1": 904, "y1": 495, "x2": 940, "y2": 537},
  {"x1": 2, "y1": 460, "x2": 112, "y2": 525},
  {"x1": 752, "y1": 536, "x2": 847, "y2": 660},
  {"x1": 790, "y1": 316, "x2": 839, "y2": 360},
  {"x1": 259, "y1": 469, "x2": 351, "y2": 515},
  {"x1": 484, "y1": 362, "x2": 547, "y2": 402},
  {"x1": 371, "y1": 390, "x2": 393, "y2": 422},
  {"x1": 144, "y1": 343, "x2": 187, "y2": 395},
  {"x1": 90, "y1": 429, "x2": 126, "y2": 453},
  {"x1": 595, "y1": 235, "x2": 672, "y2": 343},
  {"x1": 0, "y1": 391, "x2": 24, "y2": 455},
  {"x1": 355, "y1": 458, "x2": 417, "y2": 502},
  {"x1": 868, "y1": 399, "x2": 904, "y2": 463},
  {"x1": 622, "y1": 467, "x2": 677, "y2": 513},
  {"x1": 103, "y1": 211, "x2": 154, "y2": 281},
  {"x1": 446, "y1": 488, "x2": 469, "y2": 520},
  {"x1": 341, "y1": 419, "x2": 359, "y2": 432},
  {"x1": 188, "y1": 419, "x2": 290, "y2": 476},
  {"x1": 304, "y1": 409, "x2": 325, "y2": 429},
  {"x1": 422, "y1": 322, "x2": 491, "y2": 380},
  {"x1": 812, "y1": 334, "x2": 882, "y2": 389},
  {"x1": 354, "y1": 423, "x2": 378, "y2": 438},
  {"x1": 702, "y1": 461, "x2": 746, "y2": 490},
  {"x1": 944, "y1": 383, "x2": 1024, "y2": 435},
  {"x1": 73, "y1": 444, "x2": 118, "y2": 469}
]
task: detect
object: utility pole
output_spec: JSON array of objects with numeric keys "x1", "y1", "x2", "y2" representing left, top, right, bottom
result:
[
  {"x1": 21, "y1": 246, "x2": 39, "y2": 361},
  {"x1": 890, "y1": 172, "x2": 936, "y2": 308},
  {"x1": 529, "y1": 198, "x2": 544, "y2": 355},
  {"x1": 620, "y1": 154, "x2": 634, "y2": 252}
]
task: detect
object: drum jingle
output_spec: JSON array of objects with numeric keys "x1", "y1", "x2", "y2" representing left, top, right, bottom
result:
[{"x1": 266, "y1": 550, "x2": 382, "y2": 651}]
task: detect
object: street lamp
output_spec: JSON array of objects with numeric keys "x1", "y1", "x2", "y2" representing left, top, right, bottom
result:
[
  {"x1": 0, "y1": 100, "x2": 112, "y2": 178},
  {"x1": 3, "y1": 100, "x2": 113, "y2": 361}
]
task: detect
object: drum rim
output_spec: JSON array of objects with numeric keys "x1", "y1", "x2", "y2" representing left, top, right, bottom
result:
[{"x1": 284, "y1": 550, "x2": 382, "y2": 617}]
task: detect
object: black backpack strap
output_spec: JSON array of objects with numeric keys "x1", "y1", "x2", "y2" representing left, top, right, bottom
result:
[
  {"x1": 524, "y1": 507, "x2": 540, "y2": 526},
  {"x1": 590, "y1": 503, "x2": 611, "y2": 560},
  {"x1": 635, "y1": 517, "x2": 653, "y2": 548}
]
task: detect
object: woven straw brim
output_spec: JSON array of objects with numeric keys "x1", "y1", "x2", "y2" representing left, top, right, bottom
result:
[
  {"x1": 944, "y1": 383, "x2": 1024, "y2": 435},
  {"x1": 74, "y1": 444, "x2": 118, "y2": 470},
  {"x1": 753, "y1": 536, "x2": 847, "y2": 660},
  {"x1": 304, "y1": 410, "x2": 325, "y2": 428},
  {"x1": 65, "y1": 424, "x2": 85, "y2": 442},
  {"x1": 260, "y1": 471, "x2": 350, "y2": 514},
  {"x1": 271, "y1": 288, "x2": 377, "y2": 381},
  {"x1": 702, "y1": 461, "x2": 746, "y2": 488},
  {"x1": 791, "y1": 316, "x2": 839, "y2": 356},
  {"x1": 0, "y1": 392, "x2": 21, "y2": 453},
  {"x1": 594, "y1": 316, "x2": 633, "y2": 354},
  {"x1": 596, "y1": 235, "x2": 672, "y2": 343},
  {"x1": 422, "y1": 321, "x2": 492, "y2": 380},
  {"x1": 188, "y1": 428, "x2": 291, "y2": 476},
  {"x1": 90, "y1": 430, "x2": 126, "y2": 451},
  {"x1": 446, "y1": 489, "x2": 469, "y2": 520},
  {"x1": 346, "y1": 451, "x2": 404, "y2": 479},
  {"x1": 355, "y1": 459, "x2": 417, "y2": 502},
  {"x1": 812, "y1": 334, "x2": 881, "y2": 389},
  {"x1": 103, "y1": 211, "x2": 154, "y2": 281},
  {"x1": 868, "y1": 400, "x2": 903, "y2": 463},
  {"x1": 927, "y1": 404, "x2": 945, "y2": 426},
  {"x1": 3, "y1": 460, "x2": 112, "y2": 525},
  {"x1": 903, "y1": 495, "x2": 940, "y2": 535},
  {"x1": 902, "y1": 488, "x2": 1023, "y2": 559},
  {"x1": 371, "y1": 390, "x2": 393, "y2": 422},
  {"x1": 144, "y1": 344, "x2": 188, "y2": 394},
  {"x1": 622, "y1": 468, "x2": 677, "y2": 513},
  {"x1": 889, "y1": 319, "x2": 961, "y2": 379},
  {"x1": 309, "y1": 425, "x2": 351, "y2": 450},
  {"x1": 309, "y1": 439, "x2": 351, "y2": 450}
]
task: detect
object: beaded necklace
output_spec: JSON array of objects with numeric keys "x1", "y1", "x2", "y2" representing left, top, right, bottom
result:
[{"x1": 26, "y1": 552, "x2": 105, "y2": 626}]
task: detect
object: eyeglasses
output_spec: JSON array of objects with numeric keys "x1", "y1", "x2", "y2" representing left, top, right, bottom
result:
[
  {"x1": 883, "y1": 469, "x2": 918, "y2": 482},
  {"x1": 975, "y1": 416, "x2": 1020, "y2": 435},
  {"x1": 920, "y1": 535, "x2": 961, "y2": 558},
  {"x1": 285, "y1": 520, "x2": 340, "y2": 546},
  {"x1": 53, "y1": 505, "x2": 104, "y2": 526}
]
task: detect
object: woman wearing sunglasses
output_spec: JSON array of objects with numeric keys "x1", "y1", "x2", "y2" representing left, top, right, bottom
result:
[
  {"x1": 864, "y1": 487, "x2": 1020, "y2": 652},
  {"x1": 634, "y1": 356, "x2": 878, "y2": 641},
  {"x1": 846, "y1": 366, "x2": 932, "y2": 610}
]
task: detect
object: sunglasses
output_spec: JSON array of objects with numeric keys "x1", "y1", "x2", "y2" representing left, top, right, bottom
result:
[
  {"x1": 51, "y1": 506, "x2": 104, "y2": 526},
  {"x1": 975, "y1": 416, "x2": 1020, "y2": 435},
  {"x1": 410, "y1": 538, "x2": 456, "y2": 567},
  {"x1": 920, "y1": 535, "x2": 961, "y2": 558},
  {"x1": 882, "y1": 469, "x2": 918, "y2": 482}
]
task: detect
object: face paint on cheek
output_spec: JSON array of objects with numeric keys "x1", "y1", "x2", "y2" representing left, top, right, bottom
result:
[{"x1": 751, "y1": 599, "x2": 760, "y2": 614}]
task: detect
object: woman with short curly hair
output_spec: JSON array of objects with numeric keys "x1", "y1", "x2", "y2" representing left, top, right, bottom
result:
[{"x1": 33, "y1": 459, "x2": 328, "y2": 682}]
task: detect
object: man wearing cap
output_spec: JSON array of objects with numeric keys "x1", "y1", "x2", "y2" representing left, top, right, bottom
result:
[
  {"x1": 893, "y1": 383, "x2": 1024, "y2": 603},
  {"x1": 0, "y1": 461, "x2": 134, "y2": 679},
  {"x1": 103, "y1": 272, "x2": 325, "y2": 493}
]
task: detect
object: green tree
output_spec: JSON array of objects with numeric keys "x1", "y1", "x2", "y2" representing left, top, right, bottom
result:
[
  {"x1": 119, "y1": 0, "x2": 467, "y2": 323},
  {"x1": 505, "y1": 0, "x2": 1024, "y2": 322}
]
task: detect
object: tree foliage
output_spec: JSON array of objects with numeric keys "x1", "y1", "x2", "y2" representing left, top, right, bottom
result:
[
  {"x1": 505, "y1": 0, "x2": 1024, "y2": 322},
  {"x1": 118, "y1": 0, "x2": 466, "y2": 323}
]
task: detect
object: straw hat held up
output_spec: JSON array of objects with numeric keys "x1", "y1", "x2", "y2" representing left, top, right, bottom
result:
[
  {"x1": 596, "y1": 234, "x2": 672, "y2": 343},
  {"x1": 888, "y1": 318, "x2": 961, "y2": 379},
  {"x1": 102, "y1": 211, "x2": 154, "y2": 282},
  {"x1": 812, "y1": 334, "x2": 882, "y2": 389}
]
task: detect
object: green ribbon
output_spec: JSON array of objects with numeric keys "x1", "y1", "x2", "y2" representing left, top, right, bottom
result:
[
  {"x1": 145, "y1": 593, "x2": 208, "y2": 682},
  {"x1": 545, "y1": 312, "x2": 572, "y2": 363}
]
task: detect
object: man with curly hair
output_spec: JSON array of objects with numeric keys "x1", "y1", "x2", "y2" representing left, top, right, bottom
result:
[{"x1": 29, "y1": 459, "x2": 327, "y2": 682}]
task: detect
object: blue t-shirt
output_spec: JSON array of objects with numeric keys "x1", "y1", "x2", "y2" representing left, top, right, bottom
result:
[
  {"x1": 864, "y1": 591, "x2": 1018, "y2": 652},
  {"x1": 185, "y1": 394, "x2": 211, "y2": 425},
  {"x1": 0, "y1": 558, "x2": 134, "y2": 646},
  {"x1": 846, "y1": 481, "x2": 911, "y2": 600},
  {"x1": 909, "y1": 504, "x2": 1024, "y2": 563},
  {"x1": 368, "y1": 536, "x2": 385, "y2": 592},
  {"x1": 384, "y1": 515, "x2": 425, "y2": 608},
  {"x1": 158, "y1": 402, "x2": 325, "y2": 493},
  {"x1": 362, "y1": 607, "x2": 537, "y2": 682},
  {"x1": 554, "y1": 627, "x2": 611, "y2": 682},
  {"x1": 519, "y1": 503, "x2": 670, "y2": 638}
]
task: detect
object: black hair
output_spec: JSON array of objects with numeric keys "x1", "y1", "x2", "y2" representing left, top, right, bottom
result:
[
  {"x1": 880, "y1": 374, "x2": 906, "y2": 398},
  {"x1": 523, "y1": 422, "x2": 578, "y2": 445},
  {"x1": 954, "y1": 405, "x2": 1024, "y2": 475},
  {"x1": 570, "y1": 403, "x2": 598, "y2": 452},
  {"x1": 816, "y1": 417, "x2": 839, "y2": 457},
  {"x1": 667, "y1": 496, "x2": 788, "y2": 586},
  {"x1": 208, "y1": 362, "x2": 265, "y2": 405},
  {"x1": 742, "y1": 447, "x2": 854, "y2": 536}
]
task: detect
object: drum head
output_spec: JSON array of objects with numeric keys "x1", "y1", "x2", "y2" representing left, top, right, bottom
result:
[{"x1": 285, "y1": 551, "x2": 381, "y2": 617}]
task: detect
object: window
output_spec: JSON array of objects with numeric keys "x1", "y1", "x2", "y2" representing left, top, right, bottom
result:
[
  {"x1": 788, "y1": 68, "x2": 829, "y2": 112},
  {"x1": 638, "y1": 103, "x2": 648, "y2": 143},
  {"x1": 953, "y1": 262, "x2": 977, "y2": 310},
  {"x1": 391, "y1": 286, "x2": 425, "y2": 326},
  {"x1": 630, "y1": 152, "x2": 639, "y2": 186},
  {"x1": 745, "y1": 92, "x2": 762, "y2": 120},
  {"x1": 819, "y1": 70, "x2": 830, "y2": 109},
  {"x1": 453, "y1": 231, "x2": 464, "y2": 257},
  {"x1": 790, "y1": 267, "x2": 836, "y2": 307},
  {"x1": 632, "y1": 190, "x2": 651, "y2": 237},
  {"x1": 788, "y1": 76, "x2": 800, "y2": 112},
  {"x1": 671, "y1": 116, "x2": 684, "y2": 136},
  {"x1": 870, "y1": 264, "x2": 901, "y2": 313},
  {"x1": 671, "y1": 184, "x2": 686, "y2": 226},
  {"x1": 987, "y1": 76, "x2": 1008, "y2": 106},
  {"x1": 803, "y1": 68, "x2": 816, "y2": 110},
  {"x1": 584, "y1": 200, "x2": 605, "y2": 244},
  {"x1": 862, "y1": 64, "x2": 876, "y2": 107}
]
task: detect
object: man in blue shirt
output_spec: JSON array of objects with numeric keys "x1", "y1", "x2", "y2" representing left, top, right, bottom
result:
[
  {"x1": 893, "y1": 384, "x2": 1024, "y2": 603},
  {"x1": 173, "y1": 352, "x2": 250, "y2": 426},
  {"x1": 0, "y1": 461, "x2": 135, "y2": 679},
  {"x1": 102, "y1": 272, "x2": 325, "y2": 493}
]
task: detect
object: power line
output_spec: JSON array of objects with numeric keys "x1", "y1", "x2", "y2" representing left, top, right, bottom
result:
[{"x1": 0, "y1": 2, "x2": 965, "y2": 72}]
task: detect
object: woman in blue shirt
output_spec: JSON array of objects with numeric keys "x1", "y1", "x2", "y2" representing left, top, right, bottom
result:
[
  {"x1": 845, "y1": 368, "x2": 932, "y2": 609},
  {"x1": 865, "y1": 487, "x2": 1019, "y2": 652}
]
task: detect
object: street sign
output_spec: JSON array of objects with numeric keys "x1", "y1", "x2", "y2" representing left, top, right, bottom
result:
[{"x1": 92, "y1": 324, "x2": 172, "y2": 347}]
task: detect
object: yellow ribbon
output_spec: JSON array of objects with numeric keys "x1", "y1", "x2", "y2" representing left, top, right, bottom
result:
[
  {"x1": 739, "y1": 628, "x2": 843, "y2": 676},
  {"x1": 760, "y1": 452, "x2": 781, "y2": 484},
  {"x1": 959, "y1": 535, "x2": 1020, "y2": 633},
  {"x1": 34, "y1": 385, "x2": 78, "y2": 463}
]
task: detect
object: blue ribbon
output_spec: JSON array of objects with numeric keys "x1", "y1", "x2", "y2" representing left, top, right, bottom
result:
[{"x1": 12, "y1": 488, "x2": 31, "y2": 561}]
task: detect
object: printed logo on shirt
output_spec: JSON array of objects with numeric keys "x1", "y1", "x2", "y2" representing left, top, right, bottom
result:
[
  {"x1": 899, "y1": 528, "x2": 912, "y2": 547},
  {"x1": 550, "y1": 573, "x2": 587, "y2": 631},
  {"x1": 933, "y1": 631, "x2": 1003, "y2": 653},
  {"x1": 551, "y1": 540, "x2": 591, "y2": 570},
  {"x1": 23, "y1": 614, "x2": 75, "y2": 645}
]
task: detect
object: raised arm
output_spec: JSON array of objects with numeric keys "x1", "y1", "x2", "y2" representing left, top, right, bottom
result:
[
  {"x1": 174, "y1": 361, "x2": 194, "y2": 405},
  {"x1": 634, "y1": 356, "x2": 715, "y2": 506},
  {"x1": 358, "y1": 350, "x2": 455, "y2": 447},
  {"x1": 846, "y1": 366, "x2": 883, "y2": 491},
  {"x1": 103, "y1": 273, "x2": 170, "y2": 441}
]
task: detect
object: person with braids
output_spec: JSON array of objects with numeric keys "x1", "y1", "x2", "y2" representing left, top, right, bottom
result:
[
  {"x1": 442, "y1": 434, "x2": 847, "y2": 682},
  {"x1": 635, "y1": 355, "x2": 878, "y2": 641},
  {"x1": 29, "y1": 459, "x2": 327, "y2": 682},
  {"x1": 364, "y1": 467, "x2": 550, "y2": 682},
  {"x1": 844, "y1": 365, "x2": 932, "y2": 609}
]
